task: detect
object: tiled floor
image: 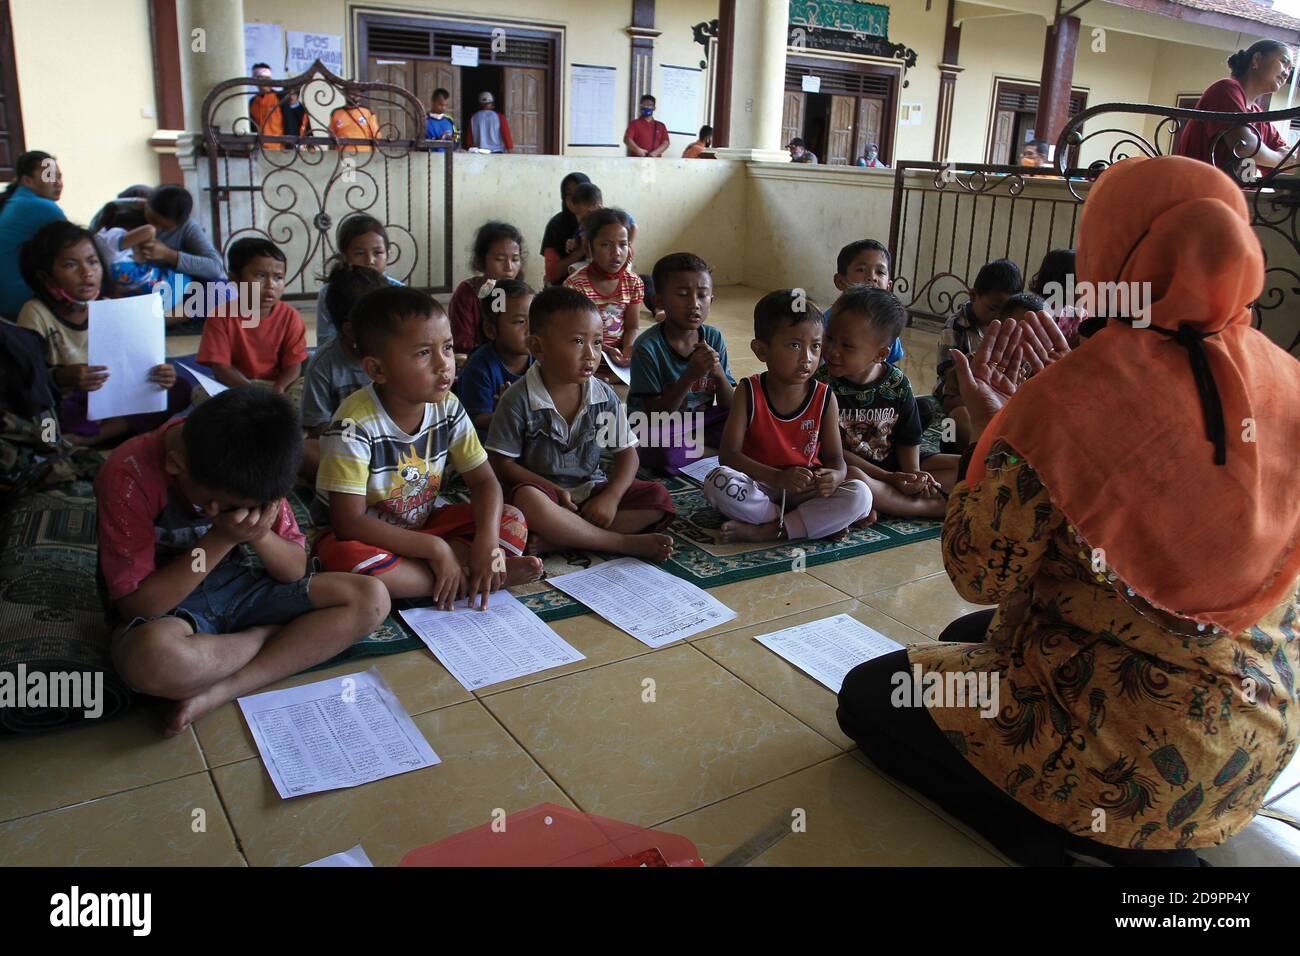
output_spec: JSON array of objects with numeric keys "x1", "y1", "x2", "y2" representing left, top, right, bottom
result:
[{"x1": 3, "y1": 286, "x2": 1296, "y2": 867}]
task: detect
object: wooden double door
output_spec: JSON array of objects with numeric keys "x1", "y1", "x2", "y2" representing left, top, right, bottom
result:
[
  {"x1": 782, "y1": 91, "x2": 886, "y2": 165},
  {"x1": 366, "y1": 56, "x2": 545, "y2": 153}
]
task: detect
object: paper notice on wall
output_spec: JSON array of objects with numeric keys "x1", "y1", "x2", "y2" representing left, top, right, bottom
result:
[
  {"x1": 801, "y1": 74, "x2": 821, "y2": 93},
  {"x1": 451, "y1": 44, "x2": 479, "y2": 67},
  {"x1": 900, "y1": 103, "x2": 924, "y2": 126},
  {"x1": 245, "y1": 22, "x2": 285, "y2": 76},
  {"x1": 286, "y1": 31, "x2": 343, "y2": 77},
  {"x1": 570, "y1": 64, "x2": 618, "y2": 146},
  {"x1": 658, "y1": 64, "x2": 702, "y2": 135}
]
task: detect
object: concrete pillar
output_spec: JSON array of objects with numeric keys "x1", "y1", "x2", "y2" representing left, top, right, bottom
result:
[
  {"x1": 713, "y1": 0, "x2": 791, "y2": 162},
  {"x1": 177, "y1": 0, "x2": 247, "y2": 135}
]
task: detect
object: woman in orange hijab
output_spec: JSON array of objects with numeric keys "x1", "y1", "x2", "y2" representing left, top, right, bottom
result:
[{"x1": 838, "y1": 155, "x2": 1300, "y2": 866}]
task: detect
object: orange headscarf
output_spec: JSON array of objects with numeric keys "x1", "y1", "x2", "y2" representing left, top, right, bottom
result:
[{"x1": 967, "y1": 155, "x2": 1300, "y2": 634}]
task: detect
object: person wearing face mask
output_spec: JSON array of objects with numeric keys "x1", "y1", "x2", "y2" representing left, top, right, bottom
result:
[
  {"x1": 1175, "y1": 39, "x2": 1299, "y2": 173},
  {"x1": 624, "y1": 95, "x2": 669, "y2": 158}
]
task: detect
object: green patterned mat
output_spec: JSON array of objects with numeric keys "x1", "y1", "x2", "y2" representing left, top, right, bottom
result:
[{"x1": 291, "y1": 475, "x2": 942, "y2": 669}]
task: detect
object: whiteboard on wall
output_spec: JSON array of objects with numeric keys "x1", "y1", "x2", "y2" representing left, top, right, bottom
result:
[
  {"x1": 570, "y1": 64, "x2": 618, "y2": 146},
  {"x1": 244, "y1": 22, "x2": 284, "y2": 76},
  {"x1": 657, "y1": 64, "x2": 702, "y2": 136}
]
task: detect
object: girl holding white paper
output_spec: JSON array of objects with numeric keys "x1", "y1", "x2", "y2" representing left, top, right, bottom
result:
[{"x1": 17, "y1": 221, "x2": 184, "y2": 445}]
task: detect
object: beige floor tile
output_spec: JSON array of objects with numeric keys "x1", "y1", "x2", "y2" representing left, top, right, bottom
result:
[
  {"x1": 806, "y1": 540, "x2": 946, "y2": 597},
  {"x1": 658, "y1": 753, "x2": 1004, "y2": 866},
  {"x1": 193, "y1": 649, "x2": 471, "y2": 769},
  {"x1": 0, "y1": 772, "x2": 243, "y2": 866},
  {"x1": 482, "y1": 644, "x2": 839, "y2": 827},
  {"x1": 859, "y1": 573, "x2": 989, "y2": 639},
  {"x1": 212, "y1": 700, "x2": 572, "y2": 866},
  {"x1": 683, "y1": 571, "x2": 852, "y2": 642},
  {"x1": 695, "y1": 599, "x2": 931, "y2": 750},
  {"x1": 0, "y1": 706, "x2": 205, "y2": 823},
  {"x1": 1198, "y1": 815, "x2": 1300, "y2": 867}
]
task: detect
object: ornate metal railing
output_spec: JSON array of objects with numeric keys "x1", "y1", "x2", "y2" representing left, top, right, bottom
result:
[
  {"x1": 198, "y1": 59, "x2": 453, "y2": 300},
  {"x1": 887, "y1": 161, "x2": 1086, "y2": 322},
  {"x1": 888, "y1": 100, "x2": 1300, "y2": 354},
  {"x1": 1056, "y1": 100, "x2": 1300, "y2": 353}
]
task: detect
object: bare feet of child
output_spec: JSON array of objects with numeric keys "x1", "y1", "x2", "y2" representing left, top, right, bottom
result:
[
  {"x1": 525, "y1": 533, "x2": 552, "y2": 556},
  {"x1": 504, "y1": 555, "x2": 545, "y2": 586},
  {"x1": 624, "y1": 532, "x2": 674, "y2": 562},
  {"x1": 719, "y1": 518, "x2": 784, "y2": 543},
  {"x1": 852, "y1": 509, "x2": 879, "y2": 528},
  {"x1": 165, "y1": 684, "x2": 227, "y2": 737}
]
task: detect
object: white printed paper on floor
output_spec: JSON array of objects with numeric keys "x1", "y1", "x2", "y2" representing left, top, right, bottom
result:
[
  {"x1": 549, "y1": 557, "x2": 736, "y2": 647},
  {"x1": 238, "y1": 667, "x2": 439, "y2": 799},
  {"x1": 754, "y1": 613, "x2": 904, "y2": 692},
  {"x1": 399, "y1": 592, "x2": 584, "y2": 691},
  {"x1": 302, "y1": 844, "x2": 374, "y2": 867},
  {"x1": 88, "y1": 294, "x2": 167, "y2": 421},
  {"x1": 678, "y1": 455, "x2": 720, "y2": 484}
]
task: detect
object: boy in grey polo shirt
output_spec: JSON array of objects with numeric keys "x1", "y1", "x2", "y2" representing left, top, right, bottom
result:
[{"x1": 486, "y1": 287, "x2": 675, "y2": 560}]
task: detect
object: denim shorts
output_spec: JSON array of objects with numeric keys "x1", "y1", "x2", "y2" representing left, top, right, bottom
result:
[{"x1": 113, "y1": 561, "x2": 317, "y2": 647}]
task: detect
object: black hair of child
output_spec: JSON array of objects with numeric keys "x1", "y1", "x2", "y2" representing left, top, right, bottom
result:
[
  {"x1": 1030, "y1": 248, "x2": 1075, "y2": 298},
  {"x1": 351, "y1": 285, "x2": 444, "y2": 358},
  {"x1": 478, "y1": 276, "x2": 535, "y2": 337},
  {"x1": 529, "y1": 285, "x2": 598, "y2": 337},
  {"x1": 148, "y1": 185, "x2": 194, "y2": 226},
  {"x1": 836, "y1": 239, "x2": 891, "y2": 276},
  {"x1": 829, "y1": 284, "x2": 907, "y2": 344},
  {"x1": 319, "y1": 214, "x2": 390, "y2": 280},
  {"x1": 431, "y1": 87, "x2": 450, "y2": 101},
  {"x1": 323, "y1": 262, "x2": 389, "y2": 333},
  {"x1": 227, "y1": 236, "x2": 286, "y2": 277},
  {"x1": 652, "y1": 252, "x2": 711, "y2": 297},
  {"x1": 19, "y1": 220, "x2": 117, "y2": 310},
  {"x1": 972, "y1": 258, "x2": 1024, "y2": 297},
  {"x1": 1000, "y1": 292, "x2": 1047, "y2": 318},
  {"x1": 1228, "y1": 40, "x2": 1289, "y2": 80},
  {"x1": 571, "y1": 182, "x2": 603, "y2": 206},
  {"x1": 0, "y1": 151, "x2": 54, "y2": 217},
  {"x1": 96, "y1": 200, "x2": 148, "y2": 231},
  {"x1": 183, "y1": 386, "x2": 302, "y2": 503},
  {"x1": 753, "y1": 288, "x2": 823, "y2": 343},
  {"x1": 580, "y1": 207, "x2": 631, "y2": 247},
  {"x1": 471, "y1": 220, "x2": 526, "y2": 275}
]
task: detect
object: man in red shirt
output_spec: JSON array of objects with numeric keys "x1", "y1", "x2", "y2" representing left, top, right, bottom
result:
[{"x1": 624, "y1": 95, "x2": 670, "y2": 157}]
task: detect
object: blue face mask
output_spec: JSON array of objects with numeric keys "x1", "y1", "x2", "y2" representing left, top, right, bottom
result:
[{"x1": 641, "y1": 107, "x2": 654, "y2": 118}]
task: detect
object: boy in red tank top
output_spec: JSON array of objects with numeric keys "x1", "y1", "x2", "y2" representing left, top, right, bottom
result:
[{"x1": 703, "y1": 290, "x2": 872, "y2": 542}]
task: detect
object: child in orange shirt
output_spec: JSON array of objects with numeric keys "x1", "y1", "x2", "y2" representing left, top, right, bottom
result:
[{"x1": 197, "y1": 237, "x2": 308, "y2": 402}]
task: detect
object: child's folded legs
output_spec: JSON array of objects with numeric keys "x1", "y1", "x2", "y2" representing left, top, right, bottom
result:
[
  {"x1": 702, "y1": 465, "x2": 782, "y2": 525},
  {"x1": 783, "y1": 479, "x2": 873, "y2": 540}
]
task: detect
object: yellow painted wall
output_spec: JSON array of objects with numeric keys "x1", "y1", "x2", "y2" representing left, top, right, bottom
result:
[
  {"x1": 242, "y1": 0, "x2": 719, "y2": 159},
  {"x1": 9, "y1": 0, "x2": 160, "y2": 224}
]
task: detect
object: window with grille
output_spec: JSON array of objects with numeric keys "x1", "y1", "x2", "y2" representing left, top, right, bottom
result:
[
  {"x1": 785, "y1": 64, "x2": 891, "y2": 97},
  {"x1": 365, "y1": 17, "x2": 553, "y2": 68}
]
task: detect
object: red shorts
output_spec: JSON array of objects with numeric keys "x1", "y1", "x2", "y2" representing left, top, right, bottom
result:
[
  {"x1": 508, "y1": 479, "x2": 675, "y2": 531},
  {"x1": 314, "y1": 502, "x2": 528, "y2": 575}
]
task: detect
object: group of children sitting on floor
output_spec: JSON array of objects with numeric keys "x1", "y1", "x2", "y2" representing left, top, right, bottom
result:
[{"x1": 10, "y1": 180, "x2": 1076, "y2": 730}]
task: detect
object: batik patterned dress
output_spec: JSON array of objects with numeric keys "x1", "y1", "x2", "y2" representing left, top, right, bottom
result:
[{"x1": 909, "y1": 439, "x2": 1300, "y2": 850}]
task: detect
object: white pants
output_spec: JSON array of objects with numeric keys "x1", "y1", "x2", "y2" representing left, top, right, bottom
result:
[{"x1": 703, "y1": 466, "x2": 873, "y2": 540}]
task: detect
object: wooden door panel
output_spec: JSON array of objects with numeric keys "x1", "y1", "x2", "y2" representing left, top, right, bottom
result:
[
  {"x1": 827, "y1": 95, "x2": 854, "y2": 165},
  {"x1": 782, "y1": 91, "x2": 805, "y2": 148},
  {"x1": 367, "y1": 56, "x2": 412, "y2": 138},
  {"x1": 990, "y1": 109, "x2": 1015, "y2": 165},
  {"x1": 854, "y1": 96, "x2": 883, "y2": 163},
  {"x1": 504, "y1": 67, "x2": 545, "y2": 154}
]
